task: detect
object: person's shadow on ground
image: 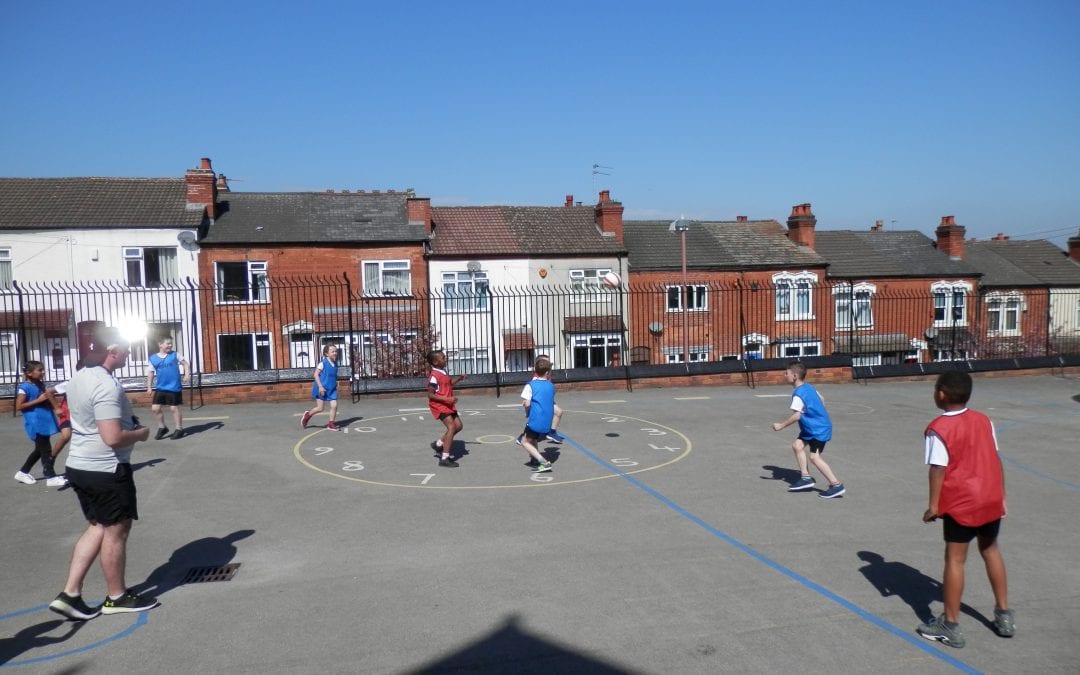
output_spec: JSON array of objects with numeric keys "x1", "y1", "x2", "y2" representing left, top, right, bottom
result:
[
  {"x1": 130, "y1": 529, "x2": 255, "y2": 599},
  {"x1": 761, "y1": 465, "x2": 802, "y2": 487},
  {"x1": 856, "y1": 550, "x2": 993, "y2": 627},
  {"x1": 0, "y1": 619, "x2": 85, "y2": 665},
  {"x1": 179, "y1": 421, "x2": 225, "y2": 437},
  {"x1": 131, "y1": 457, "x2": 167, "y2": 472}
]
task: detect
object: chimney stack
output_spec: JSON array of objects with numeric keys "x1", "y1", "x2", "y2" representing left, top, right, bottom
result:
[
  {"x1": 565, "y1": 194, "x2": 574, "y2": 207},
  {"x1": 185, "y1": 157, "x2": 217, "y2": 219},
  {"x1": 216, "y1": 174, "x2": 230, "y2": 193},
  {"x1": 786, "y1": 203, "x2": 817, "y2": 249},
  {"x1": 1068, "y1": 229, "x2": 1080, "y2": 263},
  {"x1": 871, "y1": 219, "x2": 883, "y2": 232},
  {"x1": 934, "y1": 215, "x2": 966, "y2": 260},
  {"x1": 991, "y1": 232, "x2": 1009, "y2": 241},
  {"x1": 736, "y1": 215, "x2": 748, "y2": 222},
  {"x1": 407, "y1": 195, "x2": 433, "y2": 235},
  {"x1": 593, "y1": 190, "x2": 623, "y2": 242}
]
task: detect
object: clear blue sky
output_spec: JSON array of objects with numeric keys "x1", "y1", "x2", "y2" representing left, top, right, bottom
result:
[{"x1": 3, "y1": 1, "x2": 1078, "y2": 245}]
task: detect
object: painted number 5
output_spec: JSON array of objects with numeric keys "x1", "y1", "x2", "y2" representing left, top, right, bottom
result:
[{"x1": 610, "y1": 458, "x2": 639, "y2": 467}]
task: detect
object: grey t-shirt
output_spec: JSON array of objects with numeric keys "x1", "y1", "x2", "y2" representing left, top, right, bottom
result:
[{"x1": 66, "y1": 365, "x2": 136, "y2": 472}]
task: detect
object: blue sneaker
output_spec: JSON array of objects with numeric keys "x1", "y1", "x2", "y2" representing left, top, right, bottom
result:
[
  {"x1": 546, "y1": 430, "x2": 566, "y2": 443},
  {"x1": 819, "y1": 483, "x2": 846, "y2": 499},
  {"x1": 787, "y1": 476, "x2": 815, "y2": 492}
]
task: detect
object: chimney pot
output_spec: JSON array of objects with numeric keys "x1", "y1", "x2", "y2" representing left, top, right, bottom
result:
[
  {"x1": 786, "y1": 203, "x2": 817, "y2": 249},
  {"x1": 935, "y1": 215, "x2": 966, "y2": 259},
  {"x1": 200, "y1": 157, "x2": 212, "y2": 170},
  {"x1": 599, "y1": 189, "x2": 610, "y2": 203},
  {"x1": 565, "y1": 194, "x2": 574, "y2": 207}
]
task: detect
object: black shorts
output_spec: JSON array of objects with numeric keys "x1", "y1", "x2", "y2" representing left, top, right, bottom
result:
[
  {"x1": 152, "y1": 390, "x2": 183, "y2": 406},
  {"x1": 437, "y1": 412, "x2": 459, "y2": 421},
  {"x1": 523, "y1": 426, "x2": 549, "y2": 442},
  {"x1": 942, "y1": 514, "x2": 1001, "y2": 543},
  {"x1": 798, "y1": 438, "x2": 827, "y2": 453},
  {"x1": 67, "y1": 464, "x2": 138, "y2": 526}
]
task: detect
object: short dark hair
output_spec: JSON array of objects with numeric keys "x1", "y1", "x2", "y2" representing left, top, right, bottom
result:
[
  {"x1": 426, "y1": 349, "x2": 444, "y2": 365},
  {"x1": 935, "y1": 371, "x2": 972, "y2": 405},
  {"x1": 787, "y1": 361, "x2": 807, "y2": 380},
  {"x1": 534, "y1": 356, "x2": 551, "y2": 375}
]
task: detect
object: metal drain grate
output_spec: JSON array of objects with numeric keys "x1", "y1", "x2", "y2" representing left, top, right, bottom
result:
[{"x1": 181, "y1": 563, "x2": 241, "y2": 584}]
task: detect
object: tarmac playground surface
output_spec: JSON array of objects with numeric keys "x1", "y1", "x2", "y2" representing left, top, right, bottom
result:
[{"x1": 2, "y1": 374, "x2": 1079, "y2": 674}]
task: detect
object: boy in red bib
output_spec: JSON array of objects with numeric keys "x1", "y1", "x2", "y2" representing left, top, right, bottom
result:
[
  {"x1": 427, "y1": 350, "x2": 466, "y2": 468},
  {"x1": 917, "y1": 371, "x2": 1014, "y2": 648}
]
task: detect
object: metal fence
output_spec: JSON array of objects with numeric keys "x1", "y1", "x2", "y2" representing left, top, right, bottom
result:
[{"x1": 2, "y1": 277, "x2": 1079, "y2": 387}]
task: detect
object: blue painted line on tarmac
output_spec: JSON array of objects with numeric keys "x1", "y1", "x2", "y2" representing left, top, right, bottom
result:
[
  {"x1": 565, "y1": 437, "x2": 982, "y2": 675},
  {"x1": 994, "y1": 413, "x2": 1080, "y2": 491},
  {"x1": 0, "y1": 605, "x2": 149, "y2": 668}
]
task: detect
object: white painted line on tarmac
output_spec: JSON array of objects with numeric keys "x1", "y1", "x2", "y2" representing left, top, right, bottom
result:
[
  {"x1": 496, "y1": 404, "x2": 521, "y2": 408},
  {"x1": 754, "y1": 394, "x2": 789, "y2": 398},
  {"x1": 398, "y1": 407, "x2": 429, "y2": 412},
  {"x1": 674, "y1": 396, "x2": 710, "y2": 400},
  {"x1": 185, "y1": 416, "x2": 230, "y2": 421},
  {"x1": 588, "y1": 400, "x2": 626, "y2": 404}
]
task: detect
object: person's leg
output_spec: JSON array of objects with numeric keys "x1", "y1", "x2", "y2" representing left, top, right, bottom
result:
[
  {"x1": 171, "y1": 404, "x2": 183, "y2": 431},
  {"x1": 99, "y1": 519, "x2": 133, "y2": 598},
  {"x1": 439, "y1": 417, "x2": 456, "y2": 457},
  {"x1": 52, "y1": 427, "x2": 72, "y2": 458},
  {"x1": 521, "y1": 437, "x2": 548, "y2": 465},
  {"x1": 942, "y1": 541, "x2": 969, "y2": 624},
  {"x1": 552, "y1": 405, "x2": 563, "y2": 431},
  {"x1": 792, "y1": 439, "x2": 809, "y2": 475},
  {"x1": 978, "y1": 534, "x2": 1009, "y2": 611},
  {"x1": 151, "y1": 402, "x2": 166, "y2": 431},
  {"x1": 36, "y1": 435, "x2": 58, "y2": 477},
  {"x1": 63, "y1": 523, "x2": 106, "y2": 596},
  {"x1": 327, "y1": 399, "x2": 338, "y2": 423},
  {"x1": 808, "y1": 451, "x2": 840, "y2": 484}
]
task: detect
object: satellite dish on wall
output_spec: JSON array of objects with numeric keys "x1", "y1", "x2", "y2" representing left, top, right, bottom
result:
[
  {"x1": 177, "y1": 231, "x2": 200, "y2": 252},
  {"x1": 466, "y1": 260, "x2": 481, "y2": 272},
  {"x1": 924, "y1": 327, "x2": 939, "y2": 339}
]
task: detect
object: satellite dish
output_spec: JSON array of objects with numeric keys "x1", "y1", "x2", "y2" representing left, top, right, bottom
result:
[
  {"x1": 924, "y1": 327, "x2": 939, "y2": 339},
  {"x1": 466, "y1": 260, "x2": 481, "y2": 272},
  {"x1": 648, "y1": 321, "x2": 664, "y2": 334},
  {"x1": 177, "y1": 231, "x2": 200, "y2": 252}
]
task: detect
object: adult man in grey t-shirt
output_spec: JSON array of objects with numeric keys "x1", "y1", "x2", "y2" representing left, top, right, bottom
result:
[{"x1": 49, "y1": 340, "x2": 158, "y2": 621}]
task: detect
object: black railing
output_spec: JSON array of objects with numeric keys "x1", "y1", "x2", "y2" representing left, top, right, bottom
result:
[{"x1": 2, "y1": 278, "x2": 1079, "y2": 388}]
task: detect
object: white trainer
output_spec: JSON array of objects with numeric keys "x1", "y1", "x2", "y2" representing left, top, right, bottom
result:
[
  {"x1": 46, "y1": 475, "x2": 69, "y2": 487},
  {"x1": 13, "y1": 471, "x2": 36, "y2": 485}
]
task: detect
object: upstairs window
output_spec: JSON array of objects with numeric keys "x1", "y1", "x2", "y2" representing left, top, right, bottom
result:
[
  {"x1": 570, "y1": 268, "x2": 612, "y2": 302},
  {"x1": 834, "y1": 283, "x2": 875, "y2": 330},
  {"x1": 666, "y1": 285, "x2": 707, "y2": 312},
  {"x1": 125, "y1": 247, "x2": 178, "y2": 288},
  {"x1": 0, "y1": 249, "x2": 11, "y2": 289},
  {"x1": 363, "y1": 260, "x2": 411, "y2": 296},
  {"x1": 932, "y1": 281, "x2": 971, "y2": 326},
  {"x1": 216, "y1": 261, "x2": 268, "y2": 303},
  {"x1": 773, "y1": 272, "x2": 817, "y2": 320},
  {"x1": 442, "y1": 271, "x2": 489, "y2": 312},
  {"x1": 986, "y1": 293, "x2": 1022, "y2": 335}
]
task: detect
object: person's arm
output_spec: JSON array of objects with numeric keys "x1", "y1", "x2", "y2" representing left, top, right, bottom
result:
[
  {"x1": 772, "y1": 410, "x2": 800, "y2": 432},
  {"x1": 15, "y1": 387, "x2": 47, "y2": 412},
  {"x1": 146, "y1": 362, "x2": 155, "y2": 392},
  {"x1": 43, "y1": 386, "x2": 62, "y2": 411},
  {"x1": 452, "y1": 373, "x2": 468, "y2": 385},
  {"x1": 97, "y1": 417, "x2": 150, "y2": 449},
  {"x1": 923, "y1": 465, "x2": 945, "y2": 522},
  {"x1": 313, "y1": 362, "x2": 326, "y2": 397},
  {"x1": 179, "y1": 356, "x2": 189, "y2": 383}
]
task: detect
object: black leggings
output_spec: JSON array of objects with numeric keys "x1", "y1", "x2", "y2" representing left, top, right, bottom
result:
[{"x1": 20, "y1": 434, "x2": 56, "y2": 477}]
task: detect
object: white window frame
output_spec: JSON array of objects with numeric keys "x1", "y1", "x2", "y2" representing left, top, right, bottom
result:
[
  {"x1": 0, "y1": 331, "x2": 17, "y2": 376},
  {"x1": 777, "y1": 341, "x2": 820, "y2": 358},
  {"x1": 666, "y1": 284, "x2": 707, "y2": 312},
  {"x1": 216, "y1": 261, "x2": 269, "y2": 304},
  {"x1": 363, "y1": 259, "x2": 412, "y2": 296},
  {"x1": 665, "y1": 349, "x2": 710, "y2": 363},
  {"x1": 217, "y1": 332, "x2": 272, "y2": 370},
  {"x1": 570, "y1": 332, "x2": 621, "y2": 367},
  {"x1": 772, "y1": 272, "x2": 817, "y2": 320},
  {"x1": 931, "y1": 281, "x2": 972, "y2": 327},
  {"x1": 442, "y1": 270, "x2": 489, "y2": 312},
  {"x1": 985, "y1": 292, "x2": 1023, "y2": 336},
  {"x1": 570, "y1": 268, "x2": 612, "y2": 303},
  {"x1": 124, "y1": 246, "x2": 179, "y2": 288},
  {"x1": 833, "y1": 282, "x2": 875, "y2": 331},
  {"x1": 0, "y1": 249, "x2": 12, "y2": 290},
  {"x1": 446, "y1": 346, "x2": 490, "y2": 375},
  {"x1": 742, "y1": 333, "x2": 769, "y2": 360}
]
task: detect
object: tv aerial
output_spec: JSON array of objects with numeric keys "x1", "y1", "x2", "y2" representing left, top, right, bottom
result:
[
  {"x1": 592, "y1": 163, "x2": 613, "y2": 195},
  {"x1": 177, "y1": 231, "x2": 200, "y2": 252}
]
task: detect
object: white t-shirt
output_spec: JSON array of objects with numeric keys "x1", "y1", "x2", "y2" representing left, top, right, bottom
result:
[
  {"x1": 924, "y1": 408, "x2": 999, "y2": 466},
  {"x1": 66, "y1": 365, "x2": 137, "y2": 472}
]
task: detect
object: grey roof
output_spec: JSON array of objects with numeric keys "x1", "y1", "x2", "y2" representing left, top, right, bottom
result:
[
  {"x1": 0, "y1": 177, "x2": 206, "y2": 229},
  {"x1": 965, "y1": 240, "x2": 1080, "y2": 287},
  {"x1": 429, "y1": 206, "x2": 626, "y2": 257},
  {"x1": 814, "y1": 230, "x2": 979, "y2": 278},
  {"x1": 622, "y1": 219, "x2": 826, "y2": 271},
  {"x1": 204, "y1": 192, "x2": 428, "y2": 245}
]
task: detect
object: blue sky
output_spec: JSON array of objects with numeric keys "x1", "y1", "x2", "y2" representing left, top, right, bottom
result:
[{"x1": 3, "y1": 1, "x2": 1078, "y2": 246}]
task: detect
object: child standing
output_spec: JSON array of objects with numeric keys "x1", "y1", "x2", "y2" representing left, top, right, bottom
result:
[
  {"x1": 771, "y1": 361, "x2": 845, "y2": 498},
  {"x1": 518, "y1": 356, "x2": 556, "y2": 473},
  {"x1": 147, "y1": 337, "x2": 189, "y2": 439},
  {"x1": 13, "y1": 361, "x2": 62, "y2": 486},
  {"x1": 427, "y1": 349, "x2": 465, "y2": 468},
  {"x1": 301, "y1": 345, "x2": 340, "y2": 431},
  {"x1": 916, "y1": 371, "x2": 1013, "y2": 648}
]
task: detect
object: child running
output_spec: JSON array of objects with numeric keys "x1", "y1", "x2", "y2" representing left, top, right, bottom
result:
[
  {"x1": 518, "y1": 356, "x2": 556, "y2": 473},
  {"x1": 147, "y1": 337, "x2": 189, "y2": 440},
  {"x1": 916, "y1": 371, "x2": 1013, "y2": 648},
  {"x1": 516, "y1": 353, "x2": 565, "y2": 446},
  {"x1": 13, "y1": 361, "x2": 63, "y2": 486},
  {"x1": 44, "y1": 379, "x2": 73, "y2": 486},
  {"x1": 771, "y1": 360, "x2": 845, "y2": 498},
  {"x1": 301, "y1": 345, "x2": 340, "y2": 431},
  {"x1": 427, "y1": 349, "x2": 465, "y2": 468}
]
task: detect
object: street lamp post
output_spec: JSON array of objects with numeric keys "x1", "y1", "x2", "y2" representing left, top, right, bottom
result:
[{"x1": 670, "y1": 217, "x2": 690, "y2": 365}]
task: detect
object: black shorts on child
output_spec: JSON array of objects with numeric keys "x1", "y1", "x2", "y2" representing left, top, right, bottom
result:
[{"x1": 942, "y1": 514, "x2": 1001, "y2": 543}]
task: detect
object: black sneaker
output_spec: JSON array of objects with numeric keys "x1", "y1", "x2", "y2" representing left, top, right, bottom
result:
[
  {"x1": 155, "y1": 428, "x2": 170, "y2": 440},
  {"x1": 101, "y1": 590, "x2": 159, "y2": 615},
  {"x1": 49, "y1": 592, "x2": 101, "y2": 621},
  {"x1": 170, "y1": 428, "x2": 185, "y2": 440},
  {"x1": 438, "y1": 458, "x2": 459, "y2": 468}
]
